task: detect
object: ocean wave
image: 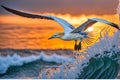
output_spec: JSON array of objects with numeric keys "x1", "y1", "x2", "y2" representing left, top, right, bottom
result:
[
  {"x1": 39, "y1": 31, "x2": 120, "y2": 79},
  {"x1": 0, "y1": 52, "x2": 74, "y2": 74}
]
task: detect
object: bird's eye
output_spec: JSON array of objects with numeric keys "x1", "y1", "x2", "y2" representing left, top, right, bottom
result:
[{"x1": 54, "y1": 35, "x2": 57, "y2": 36}]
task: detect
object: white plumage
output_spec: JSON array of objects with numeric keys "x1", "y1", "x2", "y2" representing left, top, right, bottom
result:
[{"x1": 1, "y1": 5, "x2": 120, "y2": 51}]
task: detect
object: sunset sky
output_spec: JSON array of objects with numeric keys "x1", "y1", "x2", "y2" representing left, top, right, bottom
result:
[
  {"x1": 0, "y1": 0, "x2": 118, "y2": 15},
  {"x1": 0, "y1": 0, "x2": 119, "y2": 25},
  {"x1": 0, "y1": 0, "x2": 119, "y2": 49}
]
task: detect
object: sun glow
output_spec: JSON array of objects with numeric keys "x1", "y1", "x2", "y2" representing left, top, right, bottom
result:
[
  {"x1": 86, "y1": 27, "x2": 94, "y2": 32},
  {"x1": 0, "y1": 13, "x2": 119, "y2": 49}
]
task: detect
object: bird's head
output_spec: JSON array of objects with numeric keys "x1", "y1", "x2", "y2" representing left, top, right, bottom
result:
[{"x1": 48, "y1": 32, "x2": 64, "y2": 40}]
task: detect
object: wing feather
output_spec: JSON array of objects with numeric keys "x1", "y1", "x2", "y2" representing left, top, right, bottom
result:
[
  {"x1": 71, "y1": 18, "x2": 119, "y2": 33},
  {"x1": 1, "y1": 5, "x2": 75, "y2": 33},
  {"x1": 71, "y1": 19, "x2": 97, "y2": 33}
]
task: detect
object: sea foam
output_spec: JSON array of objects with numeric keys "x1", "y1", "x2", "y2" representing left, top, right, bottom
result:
[
  {"x1": 39, "y1": 31, "x2": 120, "y2": 79},
  {"x1": 0, "y1": 52, "x2": 74, "y2": 74}
]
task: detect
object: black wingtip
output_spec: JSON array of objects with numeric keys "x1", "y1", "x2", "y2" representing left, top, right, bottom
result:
[
  {"x1": 117, "y1": 27, "x2": 120, "y2": 30},
  {"x1": 1, "y1": 5, "x2": 4, "y2": 7},
  {"x1": 1, "y1": 5, "x2": 9, "y2": 11},
  {"x1": 112, "y1": 23, "x2": 120, "y2": 30},
  {"x1": 1, "y1": 5, "x2": 6, "y2": 9}
]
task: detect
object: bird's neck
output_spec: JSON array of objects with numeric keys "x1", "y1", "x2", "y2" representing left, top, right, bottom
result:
[{"x1": 58, "y1": 32, "x2": 65, "y2": 37}]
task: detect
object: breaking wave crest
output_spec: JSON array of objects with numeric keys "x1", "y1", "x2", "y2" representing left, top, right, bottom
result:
[
  {"x1": 39, "y1": 31, "x2": 120, "y2": 79},
  {"x1": 0, "y1": 52, "x2": 74, "y2": 74}
]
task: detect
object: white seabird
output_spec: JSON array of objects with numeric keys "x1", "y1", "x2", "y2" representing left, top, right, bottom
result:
[{"x1": 1, "y1": 5, "x2": 120, "y2": 51}]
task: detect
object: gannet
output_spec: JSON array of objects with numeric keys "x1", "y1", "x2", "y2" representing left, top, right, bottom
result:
[{"x1": 1, "y1": 5, "x2": 120, "y2": 51}]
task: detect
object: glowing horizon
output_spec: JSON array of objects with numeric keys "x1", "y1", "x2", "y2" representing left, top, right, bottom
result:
[
  {"x1": 0, "y1": 13, "x2": 119, "y2": 49},
  {"x1": 0, "y1": 13, "x2": 119, "y2": 25}
]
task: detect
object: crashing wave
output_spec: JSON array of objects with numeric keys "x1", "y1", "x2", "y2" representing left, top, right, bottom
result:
[
  {"x1": 0, "y1": 52, "x2": 74, "y2": 74},
  {"x1": 0, "y1": 31, "x2": 119, "y2": 79},
  {"x1": 39, "y1": 31, "x2": 120, "y2": 79}
]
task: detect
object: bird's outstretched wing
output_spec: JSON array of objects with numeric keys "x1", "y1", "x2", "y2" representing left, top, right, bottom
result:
[
  {"x1": 1, "y1": 5, "x2": 75, "y2": 33},
  {"x1": 71, "y1": 18, "x2": 120, "y2": 33}
]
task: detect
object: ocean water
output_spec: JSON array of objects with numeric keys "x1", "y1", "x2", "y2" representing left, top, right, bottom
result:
[
  {"x1": 0, "y1": 24, "x2": 74, "y2": 49},
  {"x1": 0, "y1": 48, "x2": 120, "y2": 79},
  {"x1": 0, "y1": 24, "x2": 120, "y2": 79},
  {"x1": 0, "y1": 24, "x2": 75, "y2": 78},
  {"x1": 0, "y1": 49, "x2": 75, "y2": 78}
]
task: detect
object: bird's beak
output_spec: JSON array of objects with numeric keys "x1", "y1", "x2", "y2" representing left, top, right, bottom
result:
[{"x1": 48, "y1": 36, "x2": 53, "y2": 40}]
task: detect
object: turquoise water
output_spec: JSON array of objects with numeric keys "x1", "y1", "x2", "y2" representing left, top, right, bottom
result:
[
  {"x1": 0, "y1": 49, "x2": 75, "y2": 78},
  {"x1": 0, "y1": 49, "x2": 119, "y2": 79},
  {"x1": 0, "y1": 24, "x2": 120, "y2": 79}
]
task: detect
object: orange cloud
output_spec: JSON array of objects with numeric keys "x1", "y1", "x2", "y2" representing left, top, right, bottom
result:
[{"x1": 0, "y1": 13, "x2": 119, "y2": 49}]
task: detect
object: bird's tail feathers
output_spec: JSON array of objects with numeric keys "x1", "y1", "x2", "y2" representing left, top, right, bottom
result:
[{"x1": 82, "y1": 36, "x2": 96, "y2": 49}]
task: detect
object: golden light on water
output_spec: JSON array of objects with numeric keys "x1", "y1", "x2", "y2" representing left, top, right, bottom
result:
[{"x1": 0, "y1": 13, "x2": 119, "y2": 49}]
